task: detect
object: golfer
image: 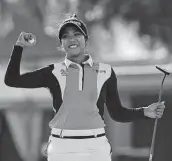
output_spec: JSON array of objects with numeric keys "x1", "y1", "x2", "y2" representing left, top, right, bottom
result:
[{"x1": 4, "y1": 14, "x2": 165, "y2": 161}]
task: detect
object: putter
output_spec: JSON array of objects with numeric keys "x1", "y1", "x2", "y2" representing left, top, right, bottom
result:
[{"x1": 149, "y1": 66, "x2": 171, "y2": 161}]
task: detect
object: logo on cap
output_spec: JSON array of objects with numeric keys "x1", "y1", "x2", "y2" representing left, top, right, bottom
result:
[{"x1": 64, "y1": 20, "x2": 81, "y2": 26}]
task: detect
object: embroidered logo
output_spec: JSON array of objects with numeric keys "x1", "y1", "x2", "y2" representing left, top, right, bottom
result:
[
  {"x1": 64, "y1": 20, "x2": 81, "y2": 26},
  {"x1": 92, "y1": 69, "x2": 106, "y2": 73},
  {"x1": 99, "y1": 70, "x2": 106, "y2": 73},
  {"x1": 60, "y1": 69, "x2": 68, "y2": 76}
]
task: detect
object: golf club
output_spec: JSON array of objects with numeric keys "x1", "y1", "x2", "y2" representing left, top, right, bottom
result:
[{"x1": 149, "y1": 66, "x2": 171, "y2": 161}]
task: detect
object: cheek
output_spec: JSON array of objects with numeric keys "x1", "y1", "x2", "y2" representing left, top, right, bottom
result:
[
  {"x1": 79, "y1": 39, "x2": 86, "y2": 49},
  {"x1": 61, "y1": 41, "x2": 68, "y2": 51}
]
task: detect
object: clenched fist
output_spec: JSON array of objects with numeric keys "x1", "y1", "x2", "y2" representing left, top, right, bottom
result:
[
  {"x1": 144, "y1": 101, "x2": 165, "y2": 119},
  {"x1": 16, "y1": 32, "x2": 36, "y2": 47}
]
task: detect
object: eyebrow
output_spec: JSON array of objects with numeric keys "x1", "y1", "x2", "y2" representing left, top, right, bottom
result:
[
  {"x1": 62, "y1": 30, "x2": 81, "y2": 35},
  {"x1": 62, "y1": 26, "x2": 81, "y2": 34}
]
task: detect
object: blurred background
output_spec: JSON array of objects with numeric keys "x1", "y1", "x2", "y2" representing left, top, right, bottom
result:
[{"x1": 0, "y1": 0, "x2": 172, "y2": 161}]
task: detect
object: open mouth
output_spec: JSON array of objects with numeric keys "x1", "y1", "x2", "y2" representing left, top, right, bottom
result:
[{"x1": 68, "y1": 44, "x2": 79, "y2": 49}]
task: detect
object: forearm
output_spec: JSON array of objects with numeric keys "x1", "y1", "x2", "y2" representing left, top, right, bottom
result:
[
  {"x1": 108, "y1": 105, "x2": 147, "y2": 122},
  {"x1": 4, "y1": 45, "x2": 23, "y2": 86}
]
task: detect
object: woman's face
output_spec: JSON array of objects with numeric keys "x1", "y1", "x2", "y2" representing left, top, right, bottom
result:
[{"x1": 61, "y1": 25, "x2": 86, "y2": 58}]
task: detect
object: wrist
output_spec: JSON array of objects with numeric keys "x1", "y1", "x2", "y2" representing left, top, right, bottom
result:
[
  {"x1": 16, "y1": 41, "x2": 24, "y2": 48},
  {"x1": 143, "y1": 106, "x2": 149, "y2": 117}
]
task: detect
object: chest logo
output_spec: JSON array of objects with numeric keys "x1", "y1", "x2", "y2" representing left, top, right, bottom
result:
[
  {"x1": 93, "y1": 69, "x2": 106, "y2": 73},
  {"x1": 60, "y1": 69, "x2": 68, "y2": 76}
]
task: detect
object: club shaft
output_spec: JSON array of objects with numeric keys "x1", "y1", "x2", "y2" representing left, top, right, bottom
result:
[
  {"x1": 149, "y1": 118, "x2": 158, "y2": 161},
  {"x1": 149, "y1": 74, "x2": 166, "y2": 161}
]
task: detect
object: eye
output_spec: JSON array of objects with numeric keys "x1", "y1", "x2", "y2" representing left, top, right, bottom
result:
[
  {"x1": 61, "y1": 34, "x2": 69, "y2": 39},
  {"x1": 74, "y1": 32, "x2": 82, "y2": 36}
]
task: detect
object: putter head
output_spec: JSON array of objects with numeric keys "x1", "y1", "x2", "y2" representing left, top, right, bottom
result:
[{"x1": 156, "y1": 66, "x2": 171, "y2": 75}]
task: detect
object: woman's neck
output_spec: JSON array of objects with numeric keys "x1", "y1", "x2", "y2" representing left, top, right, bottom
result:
[{"x1": 67, "y1": 54, "x2": 88, "y2": 64}]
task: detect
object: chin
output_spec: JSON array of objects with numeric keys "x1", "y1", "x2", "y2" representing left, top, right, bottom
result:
[{"x1": 69, "y1": 51, "x2": 81, "y2": 57}]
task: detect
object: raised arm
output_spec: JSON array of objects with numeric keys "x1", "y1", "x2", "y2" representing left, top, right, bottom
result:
[
  {"x1": 105, "y1": 68, "x2": 147, "y2": 122},
  {"x1": 4, "y1": 32, "x2": 53, "y2": 88}
]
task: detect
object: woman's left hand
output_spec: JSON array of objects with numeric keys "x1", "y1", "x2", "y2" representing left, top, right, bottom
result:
[{"x1": 144, "y1": 101, "x2": 165, "y2": 118}]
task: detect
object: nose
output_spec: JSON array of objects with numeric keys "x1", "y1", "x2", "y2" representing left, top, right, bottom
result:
[{"x1": 68, "y1": 36, "x2": 77, "y2": 43}]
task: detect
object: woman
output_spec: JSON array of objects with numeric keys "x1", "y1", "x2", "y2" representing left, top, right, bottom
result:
[{"x1": 4, "y1": 14, "x2": 165, "y2": 161}]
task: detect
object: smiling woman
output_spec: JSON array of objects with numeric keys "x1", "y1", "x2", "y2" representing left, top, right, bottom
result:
[{"x1": 4, "y1": 14, "x2": 166, "y2": 161}]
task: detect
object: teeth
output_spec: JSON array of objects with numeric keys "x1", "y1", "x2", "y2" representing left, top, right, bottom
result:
[{"x1": 69, "y1": 44, "x2": 78, "y2": 48}]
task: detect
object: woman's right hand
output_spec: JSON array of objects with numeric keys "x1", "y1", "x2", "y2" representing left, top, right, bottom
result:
[{"x1": 16, "y1": 32, "x2": 36, "y2": 47}]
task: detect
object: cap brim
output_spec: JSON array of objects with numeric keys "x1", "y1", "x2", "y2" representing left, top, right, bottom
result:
[{"x1": 59, "y1": 23, "x2": 87, "y2": 40}]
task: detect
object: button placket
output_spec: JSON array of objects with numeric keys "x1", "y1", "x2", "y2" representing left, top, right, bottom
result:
[{"x1": 77, "y1": 64, "x2": 83, "y2": 91}]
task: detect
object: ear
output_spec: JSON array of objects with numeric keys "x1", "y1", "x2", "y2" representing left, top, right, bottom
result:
[
  {"x1": 61, "y1": 46, "x2": 65, "y2": 52},
  {"x1": 85, "y1": 39, "x2": 89, "y2": 46},
  {"x1": 85, "y1": 41, "x2": 89, "y2": 54},
  {"x1": 58, "y1": 44, "x2": 65, "y2": 52}
]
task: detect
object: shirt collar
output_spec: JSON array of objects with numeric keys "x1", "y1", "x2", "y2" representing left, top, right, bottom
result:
[{"x1": 64, "y1": 55, "x2": 93, "y2": 68}]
